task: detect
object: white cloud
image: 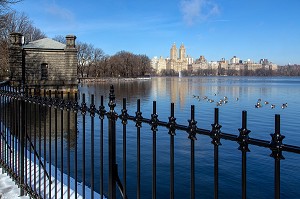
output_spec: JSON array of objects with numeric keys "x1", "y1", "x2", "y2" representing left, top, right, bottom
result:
[
  {"x1": 180, "y1": 0, "x2": 220, "y2": 25},
  {"x1": 45, "y1": 3, "x2": 74, "y2": 21}
]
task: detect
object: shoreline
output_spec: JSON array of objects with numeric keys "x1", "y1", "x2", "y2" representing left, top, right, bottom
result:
[{"x1": 78, "y1": 77, "x2": 151, "y2": 83}]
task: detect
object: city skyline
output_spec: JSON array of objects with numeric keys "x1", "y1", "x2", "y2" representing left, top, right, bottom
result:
[{"x1": 12, "y1": 0, "x2": 300, "y2": 65}]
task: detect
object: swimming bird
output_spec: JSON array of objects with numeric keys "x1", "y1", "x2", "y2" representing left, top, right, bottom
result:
[
  {"x1": 281, "y1": 103, "x2": 288, "y2": 109},
  {"x1": 255, "y1": 102, "x2": 262, "y2": 108},
  {"x1": 271, "y1": 104, "x2": 275, "y2": 109},
  {"x1": 208, "y1": 99, "x2": 214, "y2": 103},
  {"x1": 264, "y1": 101, "x2": 269, "y2": 105}
]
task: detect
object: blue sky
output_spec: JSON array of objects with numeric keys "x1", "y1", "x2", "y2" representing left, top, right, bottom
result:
[{"x1": 12, "y1": 0, "x2": 300, "y2": 65}]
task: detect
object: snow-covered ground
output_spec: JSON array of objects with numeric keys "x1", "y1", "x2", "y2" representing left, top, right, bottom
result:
[
  {"x1": 0, "y1": 150, "x2": 107, "y2": 199},
  {"x1": 0, "y1": 167, "x2": 29, "y2": 199}
]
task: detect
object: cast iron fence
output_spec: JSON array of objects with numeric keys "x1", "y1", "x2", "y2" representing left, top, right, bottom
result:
[{"x1": 0, "y1": 83, "x2": 300, "y2": 199}]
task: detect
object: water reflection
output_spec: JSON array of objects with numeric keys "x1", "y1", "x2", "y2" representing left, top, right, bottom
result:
[
  {"x1": 79, "y1": 80, "x2": 152, "y2": 106},
  {"x1": 75, "y1": 76, "x2": 300, "y2": 198},
  {"x1": 1, "y1": 76, "x2": 300, "y2": 198}
]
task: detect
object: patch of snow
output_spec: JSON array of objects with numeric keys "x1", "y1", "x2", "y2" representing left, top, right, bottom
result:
[
  {"x1": 0, "y1": 132, "x2": 107, "y2": 199},
  {"x1": 0, "y1": 168, "x2": 30, "y2": 199}
]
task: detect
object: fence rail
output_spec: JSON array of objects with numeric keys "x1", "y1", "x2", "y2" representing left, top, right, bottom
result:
[{"x1": 0, "y1": 83, "x2": 300, "y2": 199}]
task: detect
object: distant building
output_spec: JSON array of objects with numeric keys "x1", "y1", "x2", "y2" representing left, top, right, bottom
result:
[
  {"x1": 230, "y1": 56, "x2": 240, "y2": 64},
  {"x1": 152, "y1": 43, "x2": 189, "y2": 74},
  {"x1": 151, "y1": 56, "x2": 167, "y2": 73},
  {"x1": 259, "y1": 59, "x2": 269, "y2": 65},
  {"x1": 152, "y1": 44, "x2": 278, "y2": 75},
  {"x1": 186, "y1": 55, "x2": 194, "y2": 65},
  {"x1": 166, "y1": 43, "x2": 188, "y2": 72},
  {"x1": 193, "y1": 55, "x2": 208, "y2": 71},
  {"x1": 9, "y1": 32, "x2": 78, "y2": 92}
]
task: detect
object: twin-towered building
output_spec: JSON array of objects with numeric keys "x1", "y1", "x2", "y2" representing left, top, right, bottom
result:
[
  {"x1": 151, "y1": 43, "x2": 193, "y2": 74},
  {"x1": 152, "y1": 43, "x2": 278, "y2": 75}
]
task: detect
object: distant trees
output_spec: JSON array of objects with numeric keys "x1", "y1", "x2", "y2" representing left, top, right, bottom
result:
[
  {"x1": 177, "y1": 66, "x2": 300, "y2": 77},
  {"x1": 97, "y1": 51, "x2": 152, "y2": 78},
  {"x1": 76, "y1": 49, "x2": 153, "y2": 78},
  {"x1": 54, "y1": 34, "x2": 154, "y2": 78},
  {"x1": 0, "y1": 7, "x2": 46, "y2": 79},
  {"x1": 0, "y1": 0, "x2": 21, "y2": 15},
  {"x1": 52, "y1": 35, "x2": 66, "y2": 44},
  {"x1": 0, "y1": 11, "x2": 45, "y2": 41},
  {"x1": 76, "y1": 42, "x2": 105, "y2": 78},
  {"x1": 105, "y1": 51, "x2": 152, "y2": 78},
  {"x1": 277, "y1": 65, "x2": 300, "y2": 76},
  {"x1": 160, "y1": 69, "x2": 178, "y2": 76}
]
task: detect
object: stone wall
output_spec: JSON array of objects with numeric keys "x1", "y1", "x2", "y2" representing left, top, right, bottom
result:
[
  {"x1": 9, "y1": 32, "x2": 23, "y2": 83},
  {"x1": 9, "y1": 33, "x2": 78, "y2": 92}
]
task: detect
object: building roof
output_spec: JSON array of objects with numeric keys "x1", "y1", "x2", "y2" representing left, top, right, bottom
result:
[{"x1": 23, "y1": 38, "x2": 66, "y2": 49}]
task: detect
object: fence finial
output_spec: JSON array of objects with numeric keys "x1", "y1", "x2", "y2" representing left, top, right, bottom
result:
[
  {"x1": 109, "y1": 85, "x2": 116, "y2": 112},
  {"x1": 270, "y1": 114, "x2": 285, "y2": 160},
  {"x1": 210, "y1": 108, "x2": 222, "y2": 146},
  {"x1": 150, "y1": 101, "x2": 159, "y2": 132},
  {"x1": 135, "y1": 99, "x2": 143, "y2": 128},
  {"x1": 119, "y1": 98, "x2": 128, "y2": 125},
  {"x1": 99, "y1": 95, "x2": 106, "y2": 120},
  {"x1": 187, "y1": 105, "x2": 197, "y2": 140},
  {"x1": 238, "y1": 110, "x2": 251, "y2": 152},
  {"x1": 168, "y1": 103, "x2": 177, "y2": 136}
]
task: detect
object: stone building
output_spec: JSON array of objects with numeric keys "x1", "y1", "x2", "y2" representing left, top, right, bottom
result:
[
  {"x1": 151, "y1": 43, "x2": 189, "y2": 74},
  {"x1": 166, "y1": 43, "x2": 188, "y2": 72},
  {"x1": 9, "y1": 32, "x2": 78, "y2": 92},
  {"x1": 151, "y1": 56, "x2": 167, "y2": 73}
]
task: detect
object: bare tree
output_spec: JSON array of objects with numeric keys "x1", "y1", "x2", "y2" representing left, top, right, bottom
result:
[
  {"x1": 0, "y1": 11, "x2": 45, "y2": 42},
  {"x1": 88, "y1": 47, "x2": 104, "y2": 77},
  {"x1": 105, "y1": 51, "x2": 152, "y2": 78},
  {"x1": 95, "y1": 55, "x2": 110, "y2": 77},
  {"x1": 76, "y1": 41, "x2": 106, "y2": 78},
  {"x1": 53, "y1": 35, "x2": 66, "y2": 44},
  {"x1": 0, "y1": 11, "x2": 46, "y2": 79},
  {"x1": 76, "y1": 42, "x2": 93, "y2": 78},
  {"x1": 0, "y1": 0, "x2": 22, "y2": 15},
  {"x1": 137, "y1": 54, "x2": 152, "y2": 76}
]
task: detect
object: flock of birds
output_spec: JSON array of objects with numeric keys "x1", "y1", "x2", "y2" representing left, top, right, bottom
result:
[
  {"x1": 192, "y1": 94, "x2": 288, "y2": 109},
  {"x1": 254, "y1": 99, "x2": 288, "y2": 109},
  {"x1": 192, "y1": 94, "x2": 231, "y2": 107}
]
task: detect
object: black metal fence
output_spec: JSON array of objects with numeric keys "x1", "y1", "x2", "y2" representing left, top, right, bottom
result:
[{"x1": 0, "y1": 83, "x2": 300, "y2": 199}]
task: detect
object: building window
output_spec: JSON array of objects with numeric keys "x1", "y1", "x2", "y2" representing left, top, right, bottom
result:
[{"x1": 41, "y1": 63, "x2": 48, "y2": 80}]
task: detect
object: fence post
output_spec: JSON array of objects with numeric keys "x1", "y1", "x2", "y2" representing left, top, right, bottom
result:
[
  {"x1": 151, "y1": 101, "x2": 158, "y2": 199},
  {"x1": 210, "y1": 108, "x2": 222, "y2": 199},
  {"x1": 108, "y1": 85, "x2": 118, "y2": 199},
  {"x1": 187, "y1": 105, "x2": 197, "y2": 199},
  {"x1": 168, "y1": 103, "x2": 176, "y2": 199},
  {"x1": 270, "y1": 114, "x2": 285, "y2": 199},
  {"x1": 238, "y1": 111, "x2": 251, "y2": 199},
  {"x1": 19, "y1": 49, "x2": 26, "y2": 196},
  {"x1": 99, "y1": 95, "x2": 106, "y2": 199}
]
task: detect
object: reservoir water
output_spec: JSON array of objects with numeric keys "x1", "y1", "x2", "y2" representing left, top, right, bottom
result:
[{"x1": 71, "y1": 76, "x2": 300, "y2": 198}]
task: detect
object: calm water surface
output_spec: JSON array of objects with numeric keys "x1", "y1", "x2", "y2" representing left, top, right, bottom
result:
[{"x1": 76, "y1": 76, "x2": 300, "y2": 199}]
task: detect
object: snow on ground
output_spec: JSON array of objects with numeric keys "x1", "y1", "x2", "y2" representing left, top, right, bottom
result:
[
  {"x1": 0, "y1": 128, "x2": 107, "y2": 199},
  {"x1": 0, "y1": 149, "x2": 107, "y2": 199},
  {"x1": 0, "y1": 168, "x2": 29, "y2": 199}
]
